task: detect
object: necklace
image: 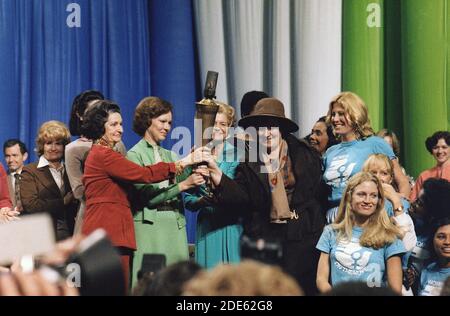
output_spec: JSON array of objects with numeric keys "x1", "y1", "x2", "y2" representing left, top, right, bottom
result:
[{"x1": 95, "y1": 137, "x2": 113, "y2": 149}]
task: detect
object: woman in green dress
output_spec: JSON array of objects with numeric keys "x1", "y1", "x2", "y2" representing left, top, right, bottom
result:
[
  {"x1": 185, "y1": 102, "x2": 243, "y2": 269},
  {"x1": 127, "y1": 97, "x2": 205, "y2": 288}
]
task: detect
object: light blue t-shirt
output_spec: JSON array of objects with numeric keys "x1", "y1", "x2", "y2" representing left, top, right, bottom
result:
[
  {"x1": 316, "y1": 225, "x2": 406, "y2": 287},
  {"x1": 323, "y1": 136, "x2": 396, "y2": 206},
  {"x1": 418, "y1": 262, "x2": 450, "y2": 296}
]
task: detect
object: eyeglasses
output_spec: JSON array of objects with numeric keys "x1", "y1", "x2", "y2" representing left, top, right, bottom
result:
[{"x1": 410, "y1": 197, "x2": 424, "y2": 214}]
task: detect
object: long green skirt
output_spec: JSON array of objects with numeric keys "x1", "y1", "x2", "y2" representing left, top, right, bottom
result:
[{"x1": 131, "y1": 210, "x2": 189, "y2": 289}]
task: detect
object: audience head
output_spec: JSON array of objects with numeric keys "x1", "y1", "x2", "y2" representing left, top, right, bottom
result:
[
  {"x1": 431, "y1": 220, "x2": 450, "y2": 267},
  {"x1": 133, "y1": 261, "x2": 202, "y2": 296},
  {"x1": 377, "y1": 129, "x2": 400, "y2": 157},
  {"x1": 3, "y1": 139, "x2": 28, "y2": 173},
  {"x1": 362, "y1": 154, "x2": 394, "y2": 185},
  {"x1": 334, "y1": 172, "x2": 402, "y2": 249},
  {"x1": 327, "y1": 92, "x2": 374, "y2": 141},
  {"x1": 183, "y1": 260, "x2": 303, "y2": 296},
  {"x1": 82, "y1": 100, "x2": 122, "y2": 146},
  {"x1": 425, "y1": 131, "x2": 450, "y2": 166},
  {"x1": 240, "y1": 91, "x2": 269, "y2": 118},
  {"x1": 309, "y1": 116, "x2": 339, "y2": 155},
  {"x1": 36, "y1": 121, "x2": 71, "y2": 162},
  {"x1": 411, "y1": 178, "x2": 450, "y2": 223},
  {"x1": 69, "y1": 90, "x2": 104, "y2": 136}
]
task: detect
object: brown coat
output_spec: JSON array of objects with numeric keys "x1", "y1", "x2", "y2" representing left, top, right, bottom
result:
[
  {"x1": 213, "y1": 134, "x2": 325, "y2": 295},
  {"x1": 20, "y1": 162, "x2": 78, "y2": 240}
]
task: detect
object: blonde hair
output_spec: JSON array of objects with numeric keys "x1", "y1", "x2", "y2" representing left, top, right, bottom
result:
[
  {"x1": 333, "y1": 172, "x2": 402, "y2": 249},
  {"x1": 327, "y1": 92, "x2": 374, "y2": 139},
  {"x1": 35, "y1": 120, "x2": 71, "y2": 156},
  {"x1": 216, "y1": 101, "x2": 236, "y2": 127},
  {"x1": 182, "y1": 260, "x2": 303, "y2": 296},
  {"x1": 362, "y1": 154, "x2": 394, "y2": 182}
]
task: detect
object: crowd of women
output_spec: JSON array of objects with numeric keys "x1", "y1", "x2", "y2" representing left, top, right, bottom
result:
[{"x1": 0, "y1": 89, "x2": 448, "y2": 296}]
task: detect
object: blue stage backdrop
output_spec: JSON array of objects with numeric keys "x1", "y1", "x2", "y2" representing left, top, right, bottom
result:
[
  {"x1": 148, "y1": 0, "x2": 200, "y2": 244},
  {"x1": 0, "y1": 0, "x2": 200, "y2": 243}
]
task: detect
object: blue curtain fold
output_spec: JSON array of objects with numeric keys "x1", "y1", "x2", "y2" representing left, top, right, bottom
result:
[
  {"x1": 0, "y1": 0, "x2": 152, "y2": 161},
  {"x1": 148, "y1": 0, "x2": 200, "y2": 244}
]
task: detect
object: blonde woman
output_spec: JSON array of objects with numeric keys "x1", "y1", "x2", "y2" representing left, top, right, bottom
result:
[
  {"x1": 323, "y1": 92, "x2": 410, "y2": 223},
  {"x1": 20, "y1": 121, "x2": 78, "y2": 240},
  {"x1": 362, "y1": 154, "x2": 416, "y2": 252},
  {"x1": 185, "y1": 102, "x2": 242, "y2": 269},
  {"x1": 316, "y1": 172, "x2": 405, "y2": 294}
]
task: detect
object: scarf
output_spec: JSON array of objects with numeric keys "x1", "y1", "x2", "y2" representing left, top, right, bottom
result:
[{"x1": 262, "y1": 139, "x2": 297, "y2": 223}]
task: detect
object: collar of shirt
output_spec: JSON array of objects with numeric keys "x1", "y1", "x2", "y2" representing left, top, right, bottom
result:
[
  {"x1": 37, "y1": 156, "x2": 64, "y2": 171},
  {"x1": 10, "y1": 170, "x2": 22, "y2": 177}
]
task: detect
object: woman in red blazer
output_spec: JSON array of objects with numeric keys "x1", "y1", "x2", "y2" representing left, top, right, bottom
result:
[
  {"x1": 81, "y1": 100, "x2": 204, "y2": 288},
  {"x1": 0, "y1": 164, "x2": 12, "y2": 209},
  {"x1": 0, "y1": 164, "x2": 18, "y2": 223}
]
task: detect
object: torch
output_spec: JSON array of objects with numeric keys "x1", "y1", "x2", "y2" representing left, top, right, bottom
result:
[
  {"x1": 195, "y1": 71, "x2": 219, "y2": 148},
  {"x1": 194, "y1": 71, "x2": 219, "y2": 198}
]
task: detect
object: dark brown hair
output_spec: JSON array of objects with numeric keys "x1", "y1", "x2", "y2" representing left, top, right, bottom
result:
[{"x1": 132, "y1": 97, "x2": 173, "y2": 137}]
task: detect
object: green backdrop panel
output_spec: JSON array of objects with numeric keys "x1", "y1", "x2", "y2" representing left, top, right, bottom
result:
[
  {"x1": 342, "y1": 0, "x2": 384, "y2": 131},
  {"x1": 401, "y1": 0, "x2": 449, "y2": 178}
]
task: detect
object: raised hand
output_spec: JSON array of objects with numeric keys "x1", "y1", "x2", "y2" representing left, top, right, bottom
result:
[{"x1": 381, "y1": 183, "x2": 402, "y2": 210}]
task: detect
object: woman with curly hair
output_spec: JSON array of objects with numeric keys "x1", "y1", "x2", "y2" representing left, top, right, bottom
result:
[
  {"x1": 126, "y1": 96, "x2": 205, "y2": 288},
  {"x1": 308, "y1": 116, "x2": 339, "y2": 156},
  {"x1": 65, "y1": 90, "x2": 128, "y2": 234},
  {"x1": 410, "y1": 131, "x2": 450, "y2": 202},
  {"x1": 316, "y1": 172, "x2": 406, "y2": 294},
  {"x1": 81, "y1": 100, "x2": 204, "y2": 287},
  {"x1": 322, "y1": 92, "x2": 410, "y2": 223}
]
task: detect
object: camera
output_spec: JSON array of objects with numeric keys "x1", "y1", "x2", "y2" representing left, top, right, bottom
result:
[
  {"x1": 0, "y1": 214, "x2": 124, "y2": 296},
  {"x1": 240, "y1": 235, "x2": 283, "y2": 266}
]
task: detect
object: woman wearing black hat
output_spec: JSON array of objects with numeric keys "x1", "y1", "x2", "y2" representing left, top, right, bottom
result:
[{"x1": 204, "y1": 97, "x2": 325, "y2": 295}]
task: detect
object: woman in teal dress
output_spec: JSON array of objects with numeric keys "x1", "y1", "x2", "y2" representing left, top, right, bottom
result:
[
  {"x1": 185, "y1": 102, "x2": 243, "y2": 269},
  {"x1": 127, "y1": 97, "x2": 205, "y2": 288}
]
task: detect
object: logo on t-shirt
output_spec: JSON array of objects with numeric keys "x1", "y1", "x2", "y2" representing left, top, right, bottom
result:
[
  {"x1": 335, "y1": 239, "x2": 372, "y2": 272},
  {"x1": 421, "y1": 280, "x2": 443, "y2": 296},
  {"x1": 325, "y1": 155, "x2": 356, "y2": 187}
]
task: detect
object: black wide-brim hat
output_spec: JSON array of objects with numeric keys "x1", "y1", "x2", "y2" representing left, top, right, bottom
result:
[{"x1": 238, "y1": 97, "x2": 299, "y2": 133}]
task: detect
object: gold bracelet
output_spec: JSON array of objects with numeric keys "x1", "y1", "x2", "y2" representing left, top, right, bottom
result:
[{"x1": 175, "y1": 161, "x2": 185, "y2": 176}]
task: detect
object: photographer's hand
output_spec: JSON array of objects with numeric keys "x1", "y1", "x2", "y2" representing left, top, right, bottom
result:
[
  {"x1": 39, "y1": 235, "x2": 84, "y2": 266},
  {"x1": 0, "y1": 270, "x2": 79, "y2": 296}
]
